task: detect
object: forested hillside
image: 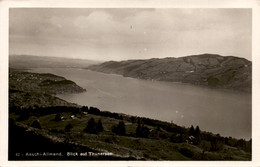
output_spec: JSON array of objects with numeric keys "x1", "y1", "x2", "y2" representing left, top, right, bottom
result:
[{"x1": 89, "y1": 54, "x2": 251, "y2": 92}]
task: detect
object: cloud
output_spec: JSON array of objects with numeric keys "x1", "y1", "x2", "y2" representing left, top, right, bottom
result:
[
  {"x1": 74, "y1": 11, "x2": 114, "y2": 29},
  {"x1": 50, "y1": 16, "x2": 63, "y2": 28},
  {"x1": 9, "y1": 8, "x2": 252, "y2": 61}
]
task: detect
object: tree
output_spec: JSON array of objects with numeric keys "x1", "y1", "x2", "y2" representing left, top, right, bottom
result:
[
  {"x1": 170, "y1": 133, "x2": 183, "y2": 143},
  {"x1": 84, "y1": 118, "x2": 97, "y2": 134},
  {"x1": 89, "y1": 107, "x2": 100, "y2": 114},
  {"x1": 84, "y1": 118, "x2": 104, "y2": 134},
  {"x1": 130, "y1": 116, "x2": 135, "y2": 123},
  {"x1": 194, "y1": 126, "x2": 201, "y2": 144},
  {"x1": 179, "y1": 148, "x2": 194, "y2": 158},
  {"x1": 136, "y1": 122, "x2": 150, "y2": 138},
  {"x1": 97, "y1": 119, "x2": 104, "y2": 132},
  {"x1": 235, "y1": 139, "x2": 246, "y2": 150},
  {"x1": 189, "y1": 125, "x2": 195, "y2": 136},
  {"x1": 65, "y1": 123, "x2": 73, "y2": 132},
  {"x1": 31, "y1": 120, "x2": 41, "y2": 129},
  {"x1": 195, "y1": 126, "x2": 200, "y2": 136},
  {"x1": 82, "y1": 106, "x2": 89, "y2": 112},
  {"x1": 210, "y1": 137, "x2": 218, "y2": 151},
  {"x1": 141, "y1": 124, "x2": 150, "y2": 138},
  {"x1": 17, "y1": 112, "x2": 30, "y2": 121},
  {"x1": 136, "y1": 122, "x2": 142, "y2": 137},
  {"x1": 54, "y1": 113, "x2": 62, "y2": 121},
  {"x1": 210, "y1": 136, "x2": 223, "y2": 151},
  {"x1": 201, "y1": 141, "x2": 211, "y2": 159},
  {"x1": 207, "y1": 77, "x2": 220, "y2": 87},
  {"x1": 112, "y1": 121, "x2": 126, "y2": 135}
]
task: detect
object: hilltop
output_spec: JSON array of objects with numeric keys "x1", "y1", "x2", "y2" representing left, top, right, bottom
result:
[{"x1": 89, "y1": 54, "x2": 251, "y2": 92}]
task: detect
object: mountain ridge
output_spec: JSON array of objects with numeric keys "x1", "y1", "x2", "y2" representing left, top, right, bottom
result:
[
  {"x1": 88, "y1": 54, "x2": 252, "y2": 92},
  {"x1": 9, "y1": 54, "x2": 101, "y2": 69}
]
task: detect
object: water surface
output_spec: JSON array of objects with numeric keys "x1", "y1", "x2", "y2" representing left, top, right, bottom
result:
[{"x1": 30, "y1": 68, "x2": 251, "y2": 139}]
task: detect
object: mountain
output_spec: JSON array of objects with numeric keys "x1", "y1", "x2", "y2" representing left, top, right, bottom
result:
[
  {"x1": 9, "y1": 55, "x2": 101, "y2": 69},
  {"x1": 88, "y1": 54, "x2": 252, "y2": 92}
]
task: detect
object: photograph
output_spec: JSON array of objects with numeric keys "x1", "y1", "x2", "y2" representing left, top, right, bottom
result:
[{"x1": 1, "y1": 0, "x2": 260, "y2": 166}]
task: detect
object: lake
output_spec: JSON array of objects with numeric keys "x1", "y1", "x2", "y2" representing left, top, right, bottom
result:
[{"x1": 29, "y1": 68, "x2": 251, "y2": 139}]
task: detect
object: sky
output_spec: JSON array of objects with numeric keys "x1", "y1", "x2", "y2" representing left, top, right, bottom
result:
[{"x1": 9, "y1": 8, "x2": 252, "y2": 61}]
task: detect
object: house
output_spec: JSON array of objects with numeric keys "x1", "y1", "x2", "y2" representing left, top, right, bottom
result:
[{"x1": 186, "y1": 136, "x2": 195, "y2": 144}]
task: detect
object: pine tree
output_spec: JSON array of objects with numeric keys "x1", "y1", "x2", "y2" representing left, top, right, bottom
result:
[
  {"x1": 194, "y1": 125, "x2": 201, "y2": 143},
  {"x1": 136, "y1": 122, "x2": 150, "y2": 138},
  {"x1": 97, "y1": 119, "x2": 104, "y2": 132},
  {"x1": 189, "y1": 125, "x2": 195, "y2": 136},
  {"x1": 130, "y1": 116, "x2": 135, "y2": 123},
  {"x1": 141, "y1": 124, "x2": 150, "y2": 138},
  {"x1": 136, "y1": 121, "x2": 141, "y2": 137},
  {"x1": 117, "y1": 121, "x2": 126, "y2": 135},
  {"x1": 84, "y1": 118, "x2": 96, "y2": 134},
  {"x1": 112, "y1": 121, "x2": 126, "y2": 135}
]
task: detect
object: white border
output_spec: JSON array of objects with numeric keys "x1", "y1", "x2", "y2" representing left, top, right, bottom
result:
[{"x1": 1, "y1": 0, "x2": 260, "y2": 167}]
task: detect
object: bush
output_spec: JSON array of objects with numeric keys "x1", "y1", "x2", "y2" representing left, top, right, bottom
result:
[
  {"x1": 31, "y1": 120, "x2": 41, "y2": 129},
  {"x1": 54, "y1": 114, "x2": 62, "y2": 121},
  {"x1": 200, "y1": 141, "x2": 211, "y2": 153},
  {"x1": 210, "y1": 137, "x2": 223, "y2": 151},
  {"x1": 170, "y1": 134, "x2": 183, "y2": 143},
  {"x1": 104, "y1": 136, "x2": 118, "y2": 144},
  {"x1": 179, "y1": 148, "x2": 194, "y2": 158},
  {"x1": 65, "y1": 123, "x2": 73, "y2": 132},
  {"x1": 207, "y1": 77, "x2": 220, "y2": 87},
  {"x1": 17, "y1": 112, "x2": 30, "y2": 121}
]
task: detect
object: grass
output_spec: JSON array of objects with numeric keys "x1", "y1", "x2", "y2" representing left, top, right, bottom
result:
[
  {"x1": 16, "y1": 112, "x2": 185, "y2": 159},
  {"x1": 13, "y1": 111, "x2": 251, "y2": 160}
]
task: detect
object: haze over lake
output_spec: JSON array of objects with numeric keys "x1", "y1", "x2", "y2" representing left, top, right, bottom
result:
[{"x1": 30, "y1": 68, "x2": 251, "y2": 139}]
